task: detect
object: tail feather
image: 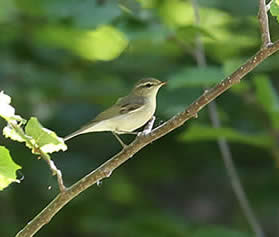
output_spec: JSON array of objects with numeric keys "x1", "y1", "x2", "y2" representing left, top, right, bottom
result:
[
  {"x1": 64, "y1": 127, "x2": 90, "y2": 141},
  {"x1": 64, "y1": 121, "x2": 99, "y2": 141},
  {"x1": 64, "y1": 130, "x2": 83, "y2": 141}
]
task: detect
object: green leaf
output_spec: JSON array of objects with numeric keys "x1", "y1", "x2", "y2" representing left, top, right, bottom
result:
[
  {"x1": 76, "y1": 25, "x2": 128, "y2": 61},
  {"x1": 0, "y1": 91, "x2": 25, "y2": 122},
  {"x1": 0, "y1": 146, "x2": 21, "y2": 191},
  {"x1": 168, "y1": 66, "x2": 224, "y2": 89},
  {"x1": 25, "y1": 117, "x2": 67, "y2": 154},
  {"x1": 33, "y1": 25, "x2": 128, "y2": 61},
  {"x1": 175, "y1": 25, "x2": 215, "y2": 44},
  {"x1": 271, "y1": 0, "x2": 279, "y2": 23},
  {"x1": 0, "y1": 91, "x2": 15, "y2": 119},
  {"x1": 3, "y1": 124, "x2": 25, "y2": 142},
  {"x1": 179, "y1": 124, "x2": 273, "y2": 148},
  {"x1": 254, "y1": 75, "x2": 279, "y2": 129}
]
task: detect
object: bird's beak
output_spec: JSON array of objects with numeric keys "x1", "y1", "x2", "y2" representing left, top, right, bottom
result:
[{"x1": 160, "y1": 81, "x2": 167, "y2": 86}]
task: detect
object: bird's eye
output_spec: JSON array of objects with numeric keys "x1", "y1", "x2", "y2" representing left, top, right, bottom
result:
[{"x1": 145, "y1": 83, "x2": 153, "y2": 88}]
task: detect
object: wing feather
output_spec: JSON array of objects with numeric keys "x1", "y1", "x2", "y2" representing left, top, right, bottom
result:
[{"x1": 64, "y1": 95, "x2": 145, "y2": 141}]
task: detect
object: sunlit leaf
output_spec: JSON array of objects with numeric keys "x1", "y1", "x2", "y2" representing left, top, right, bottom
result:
[
  {"x1": 159, "y1": 0, "x2": 194, "y2": 27},
  {"x1": 77, "y1": 25, "x2": 128, "y2": 61},
  {"x1": 0, "y1": 146, "x2": 21, "y2": 191},
  {"x1": 33, "y1": 25, "x2": 128, "y2": 61},
  {"x1": 168, "y1": 66, "x2": 224, "y2": 89},
  {"x1": 0, "y1": 91, "x2": 25, "y2": 122},
  {"x1": 179, "y1": 124, "x2": 273, "y2": 148},
  {"x1": 3, "y1": 124, "x2": 25, "y2": 142},
  {"x1": 0, "y1": 91, "x2": 14, "y2": 119},
  {"x1": 271, "y1": 0, "x2": 279, "y2": 23},
  {"x1": 25, "y1": 117, "x2": 67, "y2": 154}
]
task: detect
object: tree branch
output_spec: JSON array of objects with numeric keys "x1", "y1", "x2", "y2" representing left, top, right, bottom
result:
[
  {"x1": 15, "y1": 38, "x2": 279, "y2": 237},
  {"x1": 258, "y1": 0, "x2": 272, "y2": 47},
  {"x1": 191, "y1": 1, "x2": 265, "y2": 237}
]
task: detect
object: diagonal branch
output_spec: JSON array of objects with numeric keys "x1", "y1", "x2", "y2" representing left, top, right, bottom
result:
[
  {"x1": 258, "y1": 0, "x2": 272, "y2": 47},
  {"x1": 15, "y1": 39, "x2": 279, "y2": 237},
  {"x1": 191, "y1": 1, "x2": 264, "y2": 237}
]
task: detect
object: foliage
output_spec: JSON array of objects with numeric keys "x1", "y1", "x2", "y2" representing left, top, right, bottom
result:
[
  {"x1": 179, "y1": 124, "x2": 273, "y2": 148},
  {"x1": 0, "y1": 91, "x2": 66, "y2": 190},
  {"x1": 271, "y1": 0, "x2": 279, "y2": 22},
  {"x1": 0, "y1": 146, "x2": 21, "y2": 190},
  {"x1": 1, "y1": 0, "x2": 279, "y2": 237}
]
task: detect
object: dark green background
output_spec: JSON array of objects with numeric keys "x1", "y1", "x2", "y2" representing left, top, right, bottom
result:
[{"x1": 1, "y1": 0, "x2": 279, "y2": 236}]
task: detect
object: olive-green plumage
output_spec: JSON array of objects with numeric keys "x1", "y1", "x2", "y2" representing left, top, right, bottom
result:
[{"x1": 64, "y1": 78, "x2": 166, "y2": 146}]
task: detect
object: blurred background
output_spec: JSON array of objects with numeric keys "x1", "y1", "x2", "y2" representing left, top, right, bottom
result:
[{"x1": 1, "y1": 0, "x2": 279, "y2": 236}]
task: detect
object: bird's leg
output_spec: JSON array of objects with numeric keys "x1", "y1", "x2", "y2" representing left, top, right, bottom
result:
[
  {"x1": 112, "y1": 132, "x2": 127, "y2": 148},
  {"x1": 138, "y1": 116, "x2": 156, "y2": 136}
]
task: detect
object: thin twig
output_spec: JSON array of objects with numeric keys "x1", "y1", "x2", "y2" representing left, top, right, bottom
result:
[
  {"x1": 208, "y1": 103, "x2": 265, "y2": 237},
  {"x1": 191, "y1": 1, "x2": 265, "y2": 237},
  {"x1": 266, "y1": 0, "x2": 274, "y2": 11},
  {"x1": 258, "y1": 0, "x2": 272, "y2": 47},
  {"x1": 8, "y1": 121, "x2": 66, "y2": 192},
  {"x1": 45, "y1": 158, "x2": 66, "y2": 192}
]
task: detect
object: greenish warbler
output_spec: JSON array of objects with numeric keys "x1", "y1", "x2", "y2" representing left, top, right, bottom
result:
[{"x1": 64, "y1": 78, "x2": 166, "y2": 147}]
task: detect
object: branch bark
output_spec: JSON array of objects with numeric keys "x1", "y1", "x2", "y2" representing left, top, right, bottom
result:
[
  {"x1": 258, "y1": 0, "x2": 272, "y2": 47},
  {"x1": 191, "y1": 1, "x2": 265, "y2": 237},
  {"x1": 15, "y1": 39, "x2": 279, "y2": 237},
  {"x1": 15, "y1": 1, "x2": 279, "y2": 235}
]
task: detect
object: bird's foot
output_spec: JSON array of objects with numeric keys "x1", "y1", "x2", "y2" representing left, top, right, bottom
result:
[{"x1": 138, "y1": 116, "x2": 156, "y2": 136}]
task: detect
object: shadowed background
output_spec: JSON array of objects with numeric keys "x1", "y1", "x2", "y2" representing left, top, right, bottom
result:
[{"x1": 1, "y1": 0, "x2": 279, "y2": 236}]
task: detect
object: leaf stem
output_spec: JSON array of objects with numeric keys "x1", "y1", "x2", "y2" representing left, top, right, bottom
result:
[{"x1": 8, "y1": 121, "x2": 66, "y2": 192}]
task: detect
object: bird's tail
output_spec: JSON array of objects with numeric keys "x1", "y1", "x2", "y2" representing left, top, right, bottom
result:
[
  {"x1": 64, "y1": 127, "x2": 89, "y2": 141},
  {"x1": 64, "y1": 130, "x2": 82, "y2": 141},
  {"x1": 64, "y1": 121, "x2": 98, "y2": 141}
]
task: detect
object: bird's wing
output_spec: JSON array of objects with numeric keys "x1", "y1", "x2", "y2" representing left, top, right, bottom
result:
[
  {"x1": 118, "y1": 95, "x2": 145, "y2": 114},
  {"x1": 64, "y1": 96, "x2": 145, "y2": 141},
  {"x1": 64, "y1": 107, "x2": 119, "y2": 141},
  {"x1": 94, "y1": 95, "x2": 145, "y2": 121}
]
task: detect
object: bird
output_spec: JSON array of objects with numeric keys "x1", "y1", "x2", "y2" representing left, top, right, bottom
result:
[{"x1": 64, "y1": 78, "x2": 166, "y2": 147}]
